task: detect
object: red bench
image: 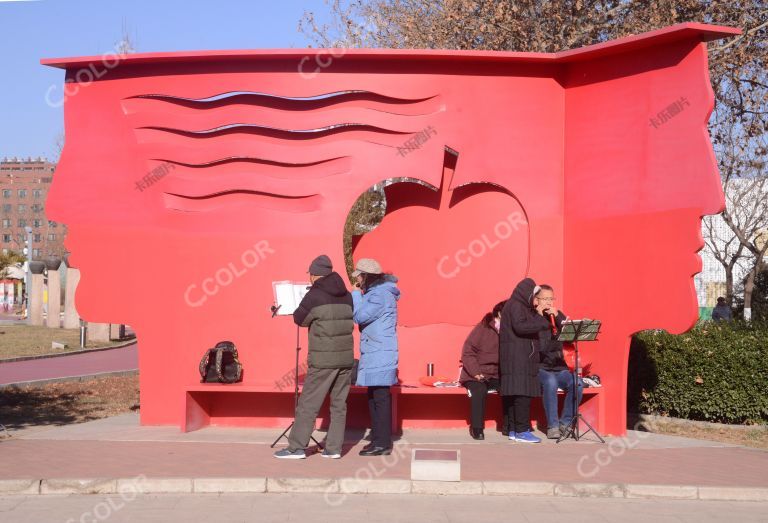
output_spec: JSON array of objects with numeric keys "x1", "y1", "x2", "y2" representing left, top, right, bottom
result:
[{"x1": 183, "y1": 381, "x2": 603, "y2": 433}]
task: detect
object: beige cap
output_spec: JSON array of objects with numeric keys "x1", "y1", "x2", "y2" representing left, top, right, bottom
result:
[{"x1": 351, "y1": 258, "x2": 383, "y2": 277}]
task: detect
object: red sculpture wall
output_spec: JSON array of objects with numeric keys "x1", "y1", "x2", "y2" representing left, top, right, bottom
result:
[{"x1": 43, "y1": 23, "x2": 738, "y2": 436}]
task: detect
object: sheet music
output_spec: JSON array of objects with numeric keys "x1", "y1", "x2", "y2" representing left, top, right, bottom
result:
[
  {"x1": 272, "y1": 281, "x2": 310, "y2": 315},
  {"x1": 558, "y1": 319, "x2": 601, "y2": 342}
]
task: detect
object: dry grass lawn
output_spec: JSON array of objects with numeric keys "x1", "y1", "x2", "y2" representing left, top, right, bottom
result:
[
  {"x1": 0, "y1": 325, "x2": 131, "y2": 359},
  {"x1": 0, "y1": 375, "x2": 139, "y2": 432},
  {"x1": 642, "y1": 419, "x2": 768, "y2": 450}
]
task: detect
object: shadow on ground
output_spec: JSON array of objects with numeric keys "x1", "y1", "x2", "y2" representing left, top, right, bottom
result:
[{"x1": 0, "y1": 375, "x2": 140, "y2": 431}]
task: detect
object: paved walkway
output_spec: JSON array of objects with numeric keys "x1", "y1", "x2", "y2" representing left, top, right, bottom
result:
[
  {"x1": 2, "y1": 413, "x2": 766, "y2": 496},
  {"x1": 3, "y1": 492, "x2": 767, "y2": 523},
  {"x1": 0, "y1": 343, "x2": 138, "y2": 385}
]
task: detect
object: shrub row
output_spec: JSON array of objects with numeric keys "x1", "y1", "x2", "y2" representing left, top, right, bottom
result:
[{"x1": 628, "y1": 321, "x2": 768, "y2": 424}]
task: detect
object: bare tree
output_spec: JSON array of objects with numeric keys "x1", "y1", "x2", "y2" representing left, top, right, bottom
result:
[
  {"x1": 703, "y1": 213, "x2": 746, "y2": 307},
  {"x1": 720, "y1": 177, "x2": 768, "y2": 319}
]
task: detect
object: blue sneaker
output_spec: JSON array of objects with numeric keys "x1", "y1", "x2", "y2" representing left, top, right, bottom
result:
[
  {"x1": 321, "y1": 450, "x2": 341, "y2": 459},
  {"x1": 512, "y1": 430, "x2": 542, "y2": 443},
  {"x1": 274, "y1": 448, "x2": 306, "y2": 459}
]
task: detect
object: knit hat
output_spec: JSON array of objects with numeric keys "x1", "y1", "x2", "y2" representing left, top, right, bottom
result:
[{"x1": 308, "y1": 254, "x2": 333, "y2": 276}]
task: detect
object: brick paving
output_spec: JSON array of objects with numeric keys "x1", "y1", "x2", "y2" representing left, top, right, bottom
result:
[{"x1": 1, "y1": 415, "x2": 766, "y2": 489}]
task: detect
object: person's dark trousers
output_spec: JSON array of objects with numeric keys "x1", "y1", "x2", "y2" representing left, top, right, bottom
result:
[
  {"x1": 464, "y1": 378, "x2": 500, "y2": 430},
  {"x1": 287, "y1": 366, "x2": 352, "y2": 455},
  {"x1": 503, "y1": 394, "x2": 532, "y2": 434},
  {"x1": 538, "y1": 368, "x2": 583, "y2": 429},
  {"x1": 367, "y1": 386, "x2": 392, "y2": 448}
]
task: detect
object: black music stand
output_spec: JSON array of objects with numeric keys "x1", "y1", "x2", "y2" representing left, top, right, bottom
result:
[
  {"x1": 556, "y1": 319, "x2": 605, "y2": 443},
  {"x1": 270, "y1": 323, "x2": 323, "y2": 450}
]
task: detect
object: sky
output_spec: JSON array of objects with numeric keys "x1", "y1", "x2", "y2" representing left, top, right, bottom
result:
[{"x1": 0, "y1": 0, "x2": 334, "y2": 160}]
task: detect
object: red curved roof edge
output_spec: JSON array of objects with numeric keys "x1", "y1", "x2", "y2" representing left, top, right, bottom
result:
[{"x1": 41, "y1": 22, "x2": 740, "y2": 69}]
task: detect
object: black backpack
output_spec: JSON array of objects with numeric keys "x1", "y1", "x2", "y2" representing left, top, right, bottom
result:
[{"x1": 199, "y1": 341, "x2": 243, "y2": 383}]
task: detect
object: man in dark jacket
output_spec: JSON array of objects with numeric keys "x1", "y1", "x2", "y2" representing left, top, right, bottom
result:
[
  {"x1": 711, "y1": 297, "x2": 732, "y2": 322},
  {"x1": 499, "y1": 278, "x2": 550, "y2": 444},
  {"x1": 274, "y1": 255, "x2": 354, "y2": 460},
  {"x1": 535, "y1": 284, "x2": 583, "y2": 439}
]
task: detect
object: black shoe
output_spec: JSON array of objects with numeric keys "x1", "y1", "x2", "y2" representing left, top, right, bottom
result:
[
  {"x1": 362, "y1": 442, "x2": 376, "y2": 452},
  {"x1": 359, "y1": 446, "x2": 393, "y2": 456},
  {"x1": 470, "y1": 428, "x2": 485, "y2": 440}
]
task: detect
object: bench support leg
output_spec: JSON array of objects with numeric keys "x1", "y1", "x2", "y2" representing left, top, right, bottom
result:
[{"x1": 184, "y1": 392, "x2": 211, "y2": 433}]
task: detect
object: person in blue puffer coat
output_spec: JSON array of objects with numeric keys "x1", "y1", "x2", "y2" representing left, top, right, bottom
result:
[{"x1": 351, "y1": 257, "x2": 400, "y2": 456}]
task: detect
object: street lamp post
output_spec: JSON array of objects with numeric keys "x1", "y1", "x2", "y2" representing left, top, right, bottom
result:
[{"x1": 24, "y1": 226, "x2": 32, "y2": 321}]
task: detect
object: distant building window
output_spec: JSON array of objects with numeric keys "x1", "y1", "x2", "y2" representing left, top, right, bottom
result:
[
  {"x1": 33, "y1": 219, "x2": 42, "y2": 228},
  {"x1": 18, "y1": 219, "x2": 26, "y2": 228},
  {"x1": 33, "y1": 233, "x2": 41, "y2": 242},
  {"x1": 2, "y1": 190, "x2": 10, "y2": 198},
  {"x1": 33, "y1": 189, "x2": 42, "y2": 199},
  {"x1": 17, "y1": 189, "x2": 26, "y2": 198},
  {"x1": 2, "y1": 204, "x2": 10, "y2": 212},
  {"x1": 1, "y1": 219, "x2": 9, "y2": 228},
  {"x1": 48, "y1": 233, "x2": 56, "y2": 241},
  {"x1": 2, "y1": 234, "x2": 10, "y2": 243},
  {"x1": 32, "y1": 204, "x2": 42, "y2": 213},
  {"x1": 17, "y1": 204, "x2": 26, "y2": 213},
  {"x1": 32, "y1": 248, "x2": 40, "y2": 258}
]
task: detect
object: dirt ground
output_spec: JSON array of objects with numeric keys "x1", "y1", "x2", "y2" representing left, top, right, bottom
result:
[
  {"x1": 0, "y1": 375, "x2": 139, "y2": 432},
  {"x1": 0, "y1": 325, "x2": 130, "y2": 359},
  {"x1": 640, "y1": 419, "x2": 768, "y2": 450}
]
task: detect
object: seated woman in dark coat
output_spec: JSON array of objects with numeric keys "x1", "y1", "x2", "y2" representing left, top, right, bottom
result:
[{"x1": 459, "y1": 300, "x2": 506, "y2": 440}]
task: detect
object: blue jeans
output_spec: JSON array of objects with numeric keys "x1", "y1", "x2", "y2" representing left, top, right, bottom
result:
[{"x1": 538, "y1": 369, "x2": 583, "y2": 429}]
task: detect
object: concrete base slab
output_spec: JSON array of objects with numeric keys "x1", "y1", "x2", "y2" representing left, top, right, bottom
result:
[{"x1": 411, "y1": 449, "x2": 460, "y2": 481}]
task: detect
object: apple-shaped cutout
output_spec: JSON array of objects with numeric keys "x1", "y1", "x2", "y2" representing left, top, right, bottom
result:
[{"x1": 353, "y1": 162, "x2": 529, "y2": 326}]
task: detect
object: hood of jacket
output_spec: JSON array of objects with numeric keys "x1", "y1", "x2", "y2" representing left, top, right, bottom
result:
[
  {"x1": 511, "y1": 277, "x2": 537, "y2": 308},
  {"x1": 368, "y1": 274, "x2": 401, "y2": 301},
  {"x1": 313, "y1": 272, "x2": 349, "y2": 298}
]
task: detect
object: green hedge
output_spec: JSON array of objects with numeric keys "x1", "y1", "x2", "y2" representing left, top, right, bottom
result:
[{"x1": 628, "y1": 321, "x2": 768, "y2": 424}]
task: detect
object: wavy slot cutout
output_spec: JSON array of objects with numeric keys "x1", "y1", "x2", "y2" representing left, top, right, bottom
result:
[
  {"x1": 139, "y1": 123, "x2": 411, "y2": 140},
  {"x1": 128, "y1": 90, "x2": 439, "y2": 110},
  {"x1": 152, "y1": 157, "x2": 351, "y2": 181},
  {"x1": 163, "y1": 190, "x2": 322, "y2": 214}
]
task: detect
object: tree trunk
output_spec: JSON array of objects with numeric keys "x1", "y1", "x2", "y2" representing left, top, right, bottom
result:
[
  {"x1": 725, "y1": 264, "x2": 734, "y2": 307},
  {"x1": 743, "y1": 268, "x2": 756, "y2": 321}
]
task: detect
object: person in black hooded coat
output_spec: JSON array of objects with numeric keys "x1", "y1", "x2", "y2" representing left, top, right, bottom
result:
[{"x1": 499, "y1": 278, "x2": 551, "y2": 442}]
